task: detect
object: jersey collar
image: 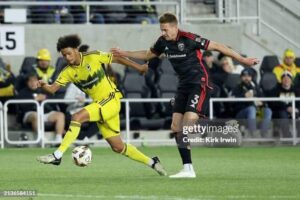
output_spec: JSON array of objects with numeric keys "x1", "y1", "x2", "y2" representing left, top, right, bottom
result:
[
  {"x1": 176, "y1": 29, "x2": 182, "y2": 41},
  {"x1": 73, "y1": 52, "x2": 83, "y2": 67}
]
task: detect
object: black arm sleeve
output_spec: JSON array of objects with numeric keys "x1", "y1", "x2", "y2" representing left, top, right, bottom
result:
[
  {"x1": 193, "y1": 34, "x2": 210, "y2": 50},
  {"x1": 150, "y1": 37, "x2": 165, "y2": 56}
]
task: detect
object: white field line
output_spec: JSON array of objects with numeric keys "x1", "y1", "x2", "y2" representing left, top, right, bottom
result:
[{"x1": 38, "y1": 193, "x2": 300, "y2": 200}]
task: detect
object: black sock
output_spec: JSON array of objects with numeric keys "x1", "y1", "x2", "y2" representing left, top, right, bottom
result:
[
  {"x1": 177, "y1": 147, "x2": 192, "y2": 164},
  {"x1": 174, "y1": 132, "x2": 192, "y2": 164}
]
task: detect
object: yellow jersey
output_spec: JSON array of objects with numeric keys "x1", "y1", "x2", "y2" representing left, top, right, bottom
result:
[{"x1": 55, "y1": 50, "x2": 121, "y2": 101}]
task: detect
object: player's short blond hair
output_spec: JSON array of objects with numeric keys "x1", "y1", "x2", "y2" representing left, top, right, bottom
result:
[{"x1": 159, "y1": 12, "x2": 178, "y2": 25}]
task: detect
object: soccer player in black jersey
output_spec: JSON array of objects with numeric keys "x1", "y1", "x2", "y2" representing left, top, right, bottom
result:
[{"x1": 111, "y1": 12, "x2": 259, "y2": 178}]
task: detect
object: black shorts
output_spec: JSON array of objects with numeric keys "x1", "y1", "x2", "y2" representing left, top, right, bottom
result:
[{"x1": 173, "y1": 84, "x2": 212, "y2": 117}]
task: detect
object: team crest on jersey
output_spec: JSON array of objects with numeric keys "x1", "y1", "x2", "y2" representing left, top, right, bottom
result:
[
  {"x1": 201, "y1": 40, "x2": 206, "y2": 46},
  {"x1": 178, "y1": 42, "x2": 185, "y2": 51},
  {"x1": 86, "y1": 64, "x2": 91, "y2": 71}
]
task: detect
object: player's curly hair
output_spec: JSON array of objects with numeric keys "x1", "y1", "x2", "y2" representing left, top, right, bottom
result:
[{"x1": 56, "y1": 34, "x2": 81, "y2": 52}]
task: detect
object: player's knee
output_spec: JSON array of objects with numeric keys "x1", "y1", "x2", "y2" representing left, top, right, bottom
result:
[
  {"x1": 71, "y1": 113, "x2": 84, "y2": 123},
  {"x1": 171, "y1": 122, "x2": 181, "y2": 133},
  {"x1": 111, "y1": 145, "x2": 124, "y2": 153}
]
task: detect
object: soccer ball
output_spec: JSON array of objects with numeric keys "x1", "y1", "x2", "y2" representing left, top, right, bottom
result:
[{"x1": 72, "y1": 146, "x2": 92, "y2": 167}]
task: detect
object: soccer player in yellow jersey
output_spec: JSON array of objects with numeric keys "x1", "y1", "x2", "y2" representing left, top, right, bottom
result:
[{"x1": 36, "y1": 34, "x2": 167, "y2": 176}]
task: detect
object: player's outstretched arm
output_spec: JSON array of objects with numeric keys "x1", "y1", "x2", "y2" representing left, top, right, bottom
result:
[
  {"x1": 36, "y1": 80, "x2": 61, "y2": 94},
  {"x1": 111, "y1": 48, "x2": 156, "y2": 61},
  {"x1": 207, "y1": 40, "x2": 259, "y2": 67},
  {"x1": 112, "y1": 55, "x2": 148, "y2": 74}
]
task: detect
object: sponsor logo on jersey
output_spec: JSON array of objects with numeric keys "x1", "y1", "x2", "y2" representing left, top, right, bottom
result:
[
  {"x1": 75, "y1": 68, "x2": 105, "y2": 90},
  {"x1": 166, "y1": 53, "x2": 186, "y2": 58}
]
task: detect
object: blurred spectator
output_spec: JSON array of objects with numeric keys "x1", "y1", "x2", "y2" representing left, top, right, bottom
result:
[
  {"x1": 67, "y1": 0, "x2": 86, "y2": 24},
  {"x1": 30, "y1": 0, "x2": 73, "y2": 24},
  {"x1": 126, "y1": 0, "x2": 158, "y2": 24},
  {"x1": 211, "y1": 56, "x2": 237, "y2": 99},
  {"x1": 210, "y1": 56, "x2": 231, "y2": 88},
  {"x1": 273, "y1": 49, "x2": 300, "y2": 82},
  {"x1": 99, "y1": 0, "x2": 127, "y2": 23},
  {"x1": 36, "y1": 48, "x2": 55, "y2": 83},
  {"x1": 267, "y1": 71, "x2": 300, "y2": 137},
  {"x1": 202, "y1": 50, "x2": 220, "y2": 74},
  {"x1": 17, "y1": 73, "x2": 65, "y2": 142},
  {"x1": 0, "y1": 59, "x2": 15, "y2": 104},
  {"x1": 86, "y1": 0, "x2": 127, "y2": 24},
  {"x1": 202, "y1": 51, "x2": 222, "y2": 116},
  {"x1": 233, "y1": 68, "x2": 272, "y2": 137},
  {"x1": 220, "y1": 56, "x2": 243, "y2": 74},
  {"x1": 89, "y1": 4, "x2": 105, "y2": 24}
]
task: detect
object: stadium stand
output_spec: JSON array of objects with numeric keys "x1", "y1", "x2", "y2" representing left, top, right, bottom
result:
[
  {"x1": 259, "y1": 55, "x2": 280, "y2": 75},
  {"x1": 19, "y1": 56, "x2": 37, "y2": 75},
  {"x1": 53, "y1": 57, "x2": 68, "y2": 80},
  {"x1": 260, "y1": 72, "x2": 278, "y2": 94},
  {"x1": 296, "y1": 57, "x2": 300, "y2": 67},
  {"x1": 159, "y1": 58, "x2": 175, "y2": 74}
]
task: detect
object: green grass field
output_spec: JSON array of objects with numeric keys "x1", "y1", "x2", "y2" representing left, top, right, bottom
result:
[{"x1": 0, "y1": 147, "x2": 300, "y2": 200}]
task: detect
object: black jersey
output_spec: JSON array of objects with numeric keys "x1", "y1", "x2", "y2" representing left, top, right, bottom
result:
[{"x1": 150, "y1": 30, "x2": 211, "y2": 88}]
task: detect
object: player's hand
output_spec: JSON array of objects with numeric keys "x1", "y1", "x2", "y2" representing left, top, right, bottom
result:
[
  {"x1": 241, "y1": 57, "x2": 260, "y2": 67},
  {"x1": 140, "y1": 63, "x2": 148, "y2": 75},
  {"x1": 110, "y1": 47, "x2": 127, "y2": 57}
]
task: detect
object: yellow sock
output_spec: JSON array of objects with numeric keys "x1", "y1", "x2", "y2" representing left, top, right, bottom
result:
[
  {"x1": 58, "y1": 121, "x2": 81, "y2": 153},
  {"x1": 121, "y1": 144, "x2": 152, "y2": 166}
]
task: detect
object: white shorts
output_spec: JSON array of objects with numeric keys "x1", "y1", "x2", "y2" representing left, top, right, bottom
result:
[{"x1": 23, "y1": 111, "x2": 56, "y2": 124}]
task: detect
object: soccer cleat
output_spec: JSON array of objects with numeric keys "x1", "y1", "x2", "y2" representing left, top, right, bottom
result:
[
  {"x1": 151, "y1": 156, "x2": 167, "y2": 176},
  {"x1": 37, "y1": 153, "x2": 61, "y2": 166},
  {"x1": 169, "y1": 168, "x2": 196, "y2": 178}
]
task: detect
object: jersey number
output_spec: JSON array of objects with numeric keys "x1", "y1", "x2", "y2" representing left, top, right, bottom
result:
[{"x1": 190, "y1": 94, "x2": 200, "y2": 108}]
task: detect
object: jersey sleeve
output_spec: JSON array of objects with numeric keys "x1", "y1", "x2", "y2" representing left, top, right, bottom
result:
[
  {"x1": 193, "y1": 34, "x2": 210, "y2": 50},
  {"x1": 55, "y1": 68, "x2": 71, "y2": 87},
  {"x1": 150, "y1": 37, "x2": 165, "y2": 56},
  {"x1": 98, "y1": 51, "x2": 113, "y2": 64}
]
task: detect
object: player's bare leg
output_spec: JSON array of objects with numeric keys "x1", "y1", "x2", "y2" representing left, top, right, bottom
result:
[
  {"x1": 106, "y1": 135, "x2": 167, "y2": 176},
  {"x1": 169, "y1": 112, "x2": 198, "y2": 178},
  {"x1": 37, "y1": 109, "x2": 89, "y2": 165}
]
